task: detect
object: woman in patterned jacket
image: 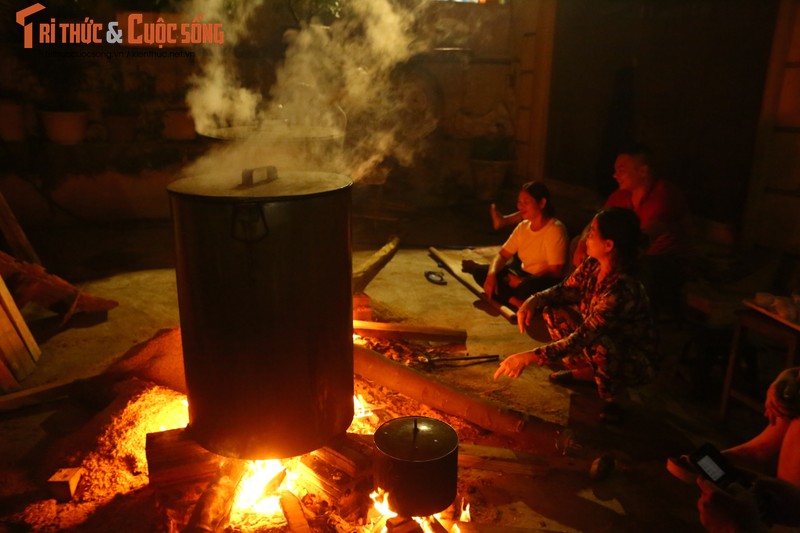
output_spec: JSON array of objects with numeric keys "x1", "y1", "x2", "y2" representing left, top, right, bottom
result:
[{"x1": 493, "y1": 207, "x2": 659, "y2": 423}]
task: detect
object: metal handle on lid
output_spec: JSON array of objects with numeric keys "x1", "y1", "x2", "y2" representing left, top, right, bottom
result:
[{"x1": 241, "y1": 166, "x2": 278, "y2": 187}]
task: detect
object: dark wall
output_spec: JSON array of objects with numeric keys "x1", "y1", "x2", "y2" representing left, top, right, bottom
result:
[{"x1": 545, "y1": 0, "x2": 779, "y2": 226}]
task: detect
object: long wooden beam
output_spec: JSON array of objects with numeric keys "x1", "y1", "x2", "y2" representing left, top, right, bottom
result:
[
  {"x1": 353, "y1": 320, "x2": 467, "y2": 344},
  {"x1": 353, "y1": 345, "x2": 525, "y2": 435},
  {"x1": 428, "y1": 247, "x2": 516, "y2": 323}
]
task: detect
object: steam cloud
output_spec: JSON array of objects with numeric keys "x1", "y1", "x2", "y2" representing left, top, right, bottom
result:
[{"x1": 182, "y1": 0, "x2": 436, "y2": 183}]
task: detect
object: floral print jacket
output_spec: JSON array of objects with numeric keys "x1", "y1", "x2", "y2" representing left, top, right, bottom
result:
[{"x1": 530, "y1": 257, "x2": 658, "y2": 370}]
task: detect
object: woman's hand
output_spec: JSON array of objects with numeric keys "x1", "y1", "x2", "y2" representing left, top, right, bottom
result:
[
  {"x1": 494, "y1": 349, "x2": 545, "y2": 380},
  {"x1": 765, "y1": 367, "x2": 800, "y2": 425},
  {"x1": 483, "y1": 272, "x2": 497, "y2": 298},
  {"x1": 517, "y1": 295, "x2": 541, "y2": 333}
]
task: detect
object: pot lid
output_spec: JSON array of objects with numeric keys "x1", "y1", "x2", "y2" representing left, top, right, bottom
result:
[
  {"x1": 167, "y1": 167, "x2": 352, "y2": 200},
  {"x1": 374, "y1": 416, "x2": 458, "y2": 462}
]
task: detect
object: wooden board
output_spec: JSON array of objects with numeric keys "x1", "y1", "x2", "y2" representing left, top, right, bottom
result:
[
  {"x1": 353, "y1": 320, "x2": 467, "y2": 344},
  {"x1": 428, "y1": 247, "x2": 517, "y2": 323},
  {"x1": 0, "y1": 302, "x2": 36, "y2": 382},
  {"x1": 0, "y1": 274, "x2": 40, "y2": 361}
]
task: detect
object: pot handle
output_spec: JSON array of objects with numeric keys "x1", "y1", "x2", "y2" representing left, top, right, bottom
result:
[
  {"x1": 231, "y1": 203, "x2": 268, "y2": 242},
  {"x1": 241, "y1": 166, "x2": 278, "y2": 188}
]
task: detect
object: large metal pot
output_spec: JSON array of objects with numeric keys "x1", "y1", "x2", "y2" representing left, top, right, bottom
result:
[
  {"x1": 167, "y1": 167, "x2": 353, "y2": 460},
  {"x1": 373, "y1": 416, "x2": 459, "y2": 517}
]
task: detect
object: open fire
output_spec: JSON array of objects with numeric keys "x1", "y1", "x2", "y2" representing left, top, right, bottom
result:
[{"x1": 126, "y1": 386, "x2": 471, "y2": 532}]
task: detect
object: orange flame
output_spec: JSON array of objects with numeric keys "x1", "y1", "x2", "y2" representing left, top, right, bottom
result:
[
  {"x1": 460, "y1": 499, "x2": 471, "y2": 522},
  {"x1": 353, "y1": 394, "x2": 373, "y2": 418}
]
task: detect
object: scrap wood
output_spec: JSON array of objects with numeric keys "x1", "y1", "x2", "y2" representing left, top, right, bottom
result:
[
  {"x1": 353, "y1": 236, "x2": 400, "y2": 294},
  {"x1": 279, "y1": 490, "x2": 313, "y2": 533},
  {"x1": 353, "y1": 320, "x2": 467, "y2": 344},
  {"x1": 0, "y1": 250, "x2": 118, "y2": 321},
  {"x1": 183, "y1": 459, "x2": 246, "y2": 533},
  {"x1": 353, "y1": 345, "x2": 526, "y2": 435},
  {"x1": 428, "y1": 247, "x2": 516, "y2": 323},
  {"x1": 145, "y1": 427, "x2": 224, "y2": 487},
  {"x1": 0, "y1": 273, "x2": 40, "y2": 361}
]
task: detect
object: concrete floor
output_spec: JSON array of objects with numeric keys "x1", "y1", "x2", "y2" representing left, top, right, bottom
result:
[{"x1": 0, "y1": 197, "x2": 769, "y2": 531}]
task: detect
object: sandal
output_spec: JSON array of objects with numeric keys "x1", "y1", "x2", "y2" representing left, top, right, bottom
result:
[
  {"x1": 666, "y1": 455, "x2": 700, "y2": 484},
  {"x1": 549, "y1": 370, "x2": 575, "y2": 384},
  {"x1": 424, "y1": 271, "x2": 447, "y2": 285}
]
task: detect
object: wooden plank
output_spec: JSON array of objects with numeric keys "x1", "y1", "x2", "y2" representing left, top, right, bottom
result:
[
  {"x1": 0, "y1": 310, "x2": 35, "y2": 382},
  {"x1": 145, "y1": 427, "x2": 224, "y2": 487},
  {"x1": 353, "y1": 236, "x2": 400, "y2": 294},
  {"x1": 0, "y1": 275, "x2": 40, "y2": 361},
  {"x1": 353, "y1": 320, "x2": 467, "y2": 344},
  {"x1": 428, "y1": 247, "x2": 517, "y2": 323}
]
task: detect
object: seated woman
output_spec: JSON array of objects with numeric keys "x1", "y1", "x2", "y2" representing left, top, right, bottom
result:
[
  {"x1": 464, "y1": 181, "x2": 568, "y2": 310},
  {"x1": 693, "y1": 367, "x2": 800, "y2": 531},
  {"x1": 493, "y1": 207, "x2": 659, "y2": 424}
]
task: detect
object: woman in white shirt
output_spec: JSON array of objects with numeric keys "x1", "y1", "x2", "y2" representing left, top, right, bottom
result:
[{"x1": 466, "y1": 181, "x2": 568, "y2": 309}]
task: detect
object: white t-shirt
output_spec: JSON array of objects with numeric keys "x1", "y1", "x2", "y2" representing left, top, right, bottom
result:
[{"x1": 502, "y1": 218, "x2": 568, "y2": 276}]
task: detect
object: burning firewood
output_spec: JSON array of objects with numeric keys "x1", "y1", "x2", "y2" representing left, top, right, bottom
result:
[
  {"x1": 279, "y1": 490, "x2": 312, "y2": 532},
  {"x1": 183, "y1": 458, "x2": 245, "y2": 533}
]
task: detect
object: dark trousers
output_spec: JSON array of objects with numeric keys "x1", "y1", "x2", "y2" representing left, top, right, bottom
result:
[{"x1": 470, "y1": 264, "x2": 560, "y2": 309}]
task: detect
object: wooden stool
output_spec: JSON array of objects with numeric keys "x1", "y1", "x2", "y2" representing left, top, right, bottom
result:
[{"x1": 720, "y1": 309, "x2": 800, "y2": 420}]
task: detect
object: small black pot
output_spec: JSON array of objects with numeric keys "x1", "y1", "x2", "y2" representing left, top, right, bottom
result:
[{"x1": 373, "y1": 416, "x2": 459, "y2": 517}]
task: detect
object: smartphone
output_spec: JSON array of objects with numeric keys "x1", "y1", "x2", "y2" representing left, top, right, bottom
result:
[{"x1": 689, "y1": 442, "x2": 740, "y2": 488}]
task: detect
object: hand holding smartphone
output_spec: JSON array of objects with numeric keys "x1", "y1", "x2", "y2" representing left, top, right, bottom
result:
[{"x1": 689, "y1": 443, "x2": 742, "y2": 489}]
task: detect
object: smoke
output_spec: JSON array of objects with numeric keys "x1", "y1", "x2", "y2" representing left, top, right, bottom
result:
[{"x1": 182, "y1": 0, "x2": 436, "y2": 183}]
